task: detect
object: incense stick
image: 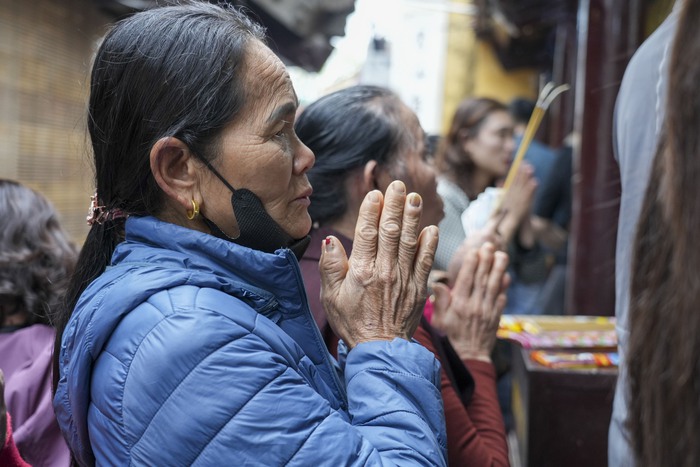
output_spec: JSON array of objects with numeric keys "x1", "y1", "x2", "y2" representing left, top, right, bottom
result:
[{"x1": 494, "y1": 83, "x2": 570, "y2": 213}]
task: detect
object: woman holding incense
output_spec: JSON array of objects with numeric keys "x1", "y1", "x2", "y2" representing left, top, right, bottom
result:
[{"x1": 433, "y1": 97, "x2": 538, "y2": 271}]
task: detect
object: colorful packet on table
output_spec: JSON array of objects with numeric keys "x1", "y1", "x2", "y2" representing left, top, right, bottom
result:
[
  {"x1": 497, "y1": 315, "x2": 617, "y2": 349},
  {"x1": 530, "y1": 350, "x2": 619, "y2": 369}
]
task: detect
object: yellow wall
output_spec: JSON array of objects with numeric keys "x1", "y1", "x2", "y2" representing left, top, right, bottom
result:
[
  {"x1": 645, "y1": 0, "x2": 675, "y2": 36},
  {"x1": 473, "y1": 42, "x2": 538, "y2": 104},
  {"x1": 441, "y1": 4, "x2": 477, "y2": 134},
  {"x1": 440, "y1": 1, "x2": 539, "y2": 134}
]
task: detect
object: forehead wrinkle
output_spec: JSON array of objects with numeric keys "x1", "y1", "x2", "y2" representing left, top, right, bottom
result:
[
  {"x1": 266, "y1": 101, "x2": 297, "y2": 124},
  {"x1": 241, "y1": 49, "x2": 297, "y2": 133},
  {"x1": 245, "y1": 42, "x2": 289, "y2": 96}
]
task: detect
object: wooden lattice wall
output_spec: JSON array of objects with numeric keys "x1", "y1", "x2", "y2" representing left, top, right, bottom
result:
[{"x1": 0, "y1": 0, "x2": 110, "y2": 243}]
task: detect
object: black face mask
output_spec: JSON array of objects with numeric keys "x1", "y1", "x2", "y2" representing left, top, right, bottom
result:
[{"x1": 199, "y1": 159, "x2": 310, "y2": 260}]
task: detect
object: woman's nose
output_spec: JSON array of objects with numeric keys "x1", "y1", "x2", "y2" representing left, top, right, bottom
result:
[
  {"x1": 505, "y1": 137, "x2": 516, "y2": 154},
  {"x1": 293, "y1": 138, "x2": 315, "y2": 175}
]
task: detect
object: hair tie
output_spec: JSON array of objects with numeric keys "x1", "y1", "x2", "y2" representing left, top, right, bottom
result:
[{"x1": 86, "y1": 193, "x2": 128, "y2": 225}]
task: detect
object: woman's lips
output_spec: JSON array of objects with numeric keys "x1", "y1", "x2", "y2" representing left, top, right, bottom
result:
[
  {"x1": 293, "y1": 187, "x2": 313, "y2": 206},
  {"x1": 295, "y1": 197, "x2": 311, "y2": 207}
]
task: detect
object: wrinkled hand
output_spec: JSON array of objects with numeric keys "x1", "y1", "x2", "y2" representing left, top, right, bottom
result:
[
  {"x1": 320, "y1": 180, "x2": 439, "y2": 348},
  {"x1": 1, "y1": 370, "x2": 6, "y2": 447},
  {"x1": 447, "y1": 216, "x2": 505, "y2": 286},
  {"x1": 431, "y1": 243, "x2": 510, "y2": 362}
]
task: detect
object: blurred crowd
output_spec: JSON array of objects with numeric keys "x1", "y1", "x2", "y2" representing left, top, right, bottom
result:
[{"x1": 1, "y1": 1, "x2": 698, "y2": 466}]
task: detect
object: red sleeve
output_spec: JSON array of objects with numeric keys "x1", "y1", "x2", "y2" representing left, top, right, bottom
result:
[
  {"x1": 2, "y1": 414, "x2": 31, "y2": 467},
  {"x1": 414, "y1": 325, "x2": 510, "y2": 466}
]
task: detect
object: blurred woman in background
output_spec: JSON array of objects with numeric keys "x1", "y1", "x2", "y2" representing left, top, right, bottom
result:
[
  {"x1": 0, "y1": 179, "x2": 75, "y2": 466},
  {"x1": 433, "y1": 97, "x2": 536, "y2": 272}
]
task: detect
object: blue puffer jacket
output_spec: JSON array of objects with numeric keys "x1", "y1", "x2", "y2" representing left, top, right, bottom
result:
[{"x1": 54, "y1": 216, "x2": 447, "y2": 466}]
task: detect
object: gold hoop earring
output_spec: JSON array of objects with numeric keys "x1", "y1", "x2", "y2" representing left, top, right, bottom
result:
[{"x1": 186, "y1": 199, "x2": 199, "y2": 220}]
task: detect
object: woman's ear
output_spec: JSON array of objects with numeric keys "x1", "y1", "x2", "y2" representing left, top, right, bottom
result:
[
  {"x1": 459, "y1": 129, "x2": 474, "y2": 155},
  {"x1": 149, "y1": 137, "x2": 200, "y2": 212},
  {"x1": 361, "y1": 160, "x2": 380, "y2": 193}
]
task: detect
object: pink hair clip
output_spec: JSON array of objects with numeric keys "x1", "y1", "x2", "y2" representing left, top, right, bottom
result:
[
  {"x1": 86, "y1": 193, "x2": 128, "y2": 225},
  {"x1": 86, "y1": 194, "x2": 104, "y2": 225}
]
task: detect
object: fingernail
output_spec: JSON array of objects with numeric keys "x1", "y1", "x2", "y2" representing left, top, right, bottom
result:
[
  {"x1": 324, "y1": 236, "x2": 334, "y2": 252},
  {"x1": 368, "y1": 191, "x2": 380, "y2": 203},
  {"x1": 392, "y1": 181, "x2": 406, "y2": 193},
  {"x1": 409, "y1": 193, "x2": 421, "y2": 207}
]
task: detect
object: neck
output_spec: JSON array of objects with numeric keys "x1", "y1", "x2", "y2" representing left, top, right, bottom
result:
[
  {"x1": 2, "y1": 310, "x2": 28, "y2": 328},
  {"x1": 470, "y1": 169, "x2": 495, "y2": 198},
  {"x1": 446, "y1": 168, "x2": 493, "y2": 200}
]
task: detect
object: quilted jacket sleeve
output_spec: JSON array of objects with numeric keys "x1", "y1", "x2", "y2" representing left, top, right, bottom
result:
[
  {"x1": 90, "y1": 289, "x2": 446, "y2": 466},
  {"x1": 341, "y1": 339, "x2": 448, "y2": 465}
]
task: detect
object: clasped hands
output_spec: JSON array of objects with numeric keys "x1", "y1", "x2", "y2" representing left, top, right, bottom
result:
[
  {"x1": 319, "y1": 180, "x2": 437, "y2": 348},
  {"x1": 429, "y1": 166, "x2": 535, "y2": 362},
  {"x1": 318, "y1": 179, "x2": 511, "y2": 360},
  {"x1": 432, "y1": 243, "x2": 510, "y2": 362}
]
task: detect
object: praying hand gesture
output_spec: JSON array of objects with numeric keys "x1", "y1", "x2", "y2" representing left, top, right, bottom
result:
[
  {"x1": 320, "y1": 180, "x2": 439, "y2": 348},
  {"x1": 431, "y1": 243, "x2": 510, "y2": 362}
]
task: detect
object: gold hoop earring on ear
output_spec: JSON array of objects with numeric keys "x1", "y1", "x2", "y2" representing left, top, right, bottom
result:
[{"x1": 186, "y1": 199, "x2": 199, "y2": 220}]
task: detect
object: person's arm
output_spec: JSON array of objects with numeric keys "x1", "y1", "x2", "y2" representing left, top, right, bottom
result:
[
  {"x1": 496, "y1": 163, "x2": 537, "y2": 250},
  {"x1": 137, "y1": 181, "x2": 445, "y2": 465},
  {"x1": 461, "y1": 359, "x2": 510, "y2": 465},
  {"x1": 414, "y1": 325, "x2": 509, "y2": 466},
  {"x1": 316, "y1": 180, "x2": 446, "y2": 464},
  {"x1": 0, "y1": 371, "x2": 31, "y2": 467},
  {"x1": 1, "y1": 415, "x2": 31, "y2": 467},
  {"x1": 119, "y1": 314, "x2": 445, "y2": 466},
  {"x1": 425, "y1": 244, "x2": 510, "y2": 465},
  {"x1": 531, "y1": 215, "x2": 568, "y2": 251}
]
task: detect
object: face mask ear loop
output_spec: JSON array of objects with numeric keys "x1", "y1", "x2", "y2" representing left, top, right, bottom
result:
[
  {"x1": 197, "y1": 157, "x2": 238, "y2": 195},
  {"x1": 195, "y1": 156, "x2": 241, "y2": 240}
]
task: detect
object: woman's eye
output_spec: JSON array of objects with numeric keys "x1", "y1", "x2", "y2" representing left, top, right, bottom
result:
[
  {"x1": 494, "y1": 129, "x2": 510, "y2": 141},
  {"x1": 273, "y1": 120, "x2": 292, "y2": 140},
  {"x1": 422, "y1": 146, "x2": 433, "y2": 162}
]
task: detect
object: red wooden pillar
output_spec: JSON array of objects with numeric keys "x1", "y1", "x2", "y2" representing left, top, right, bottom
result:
[{"x1": 566, "y1": 0, "x2": 645, "y2": 315}]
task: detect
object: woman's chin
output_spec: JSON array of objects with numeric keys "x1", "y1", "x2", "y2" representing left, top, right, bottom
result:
[{"x1": 286, "y1": 214, "x2": 312, "y2": 239}]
